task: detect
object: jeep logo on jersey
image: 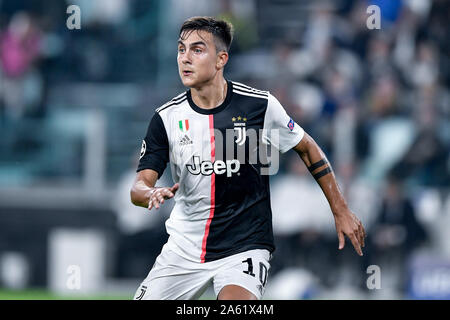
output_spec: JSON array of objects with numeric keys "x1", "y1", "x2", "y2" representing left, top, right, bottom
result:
[{"x1": 186, "y1": 156, "x2": 240, "y2": 177}]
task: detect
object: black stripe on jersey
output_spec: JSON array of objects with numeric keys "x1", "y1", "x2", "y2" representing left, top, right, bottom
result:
[
  {"x1": 232, "y1": 82, "x2": 268, "y2": 95},
  {"x1": 233, "y1": 87, "x2": 268, "y2": 97},
  {"x1": 232, "y1": 83, "x2": 268, "y2": 95},
  {"x1": 202, "y1": 88, "x2": 274, "y2": 262},
  {"x1": 171, "y1": 92, "x2": 187, "y2": 103},
  {"x1": 156, "y1": 93, "x2": 187, "y2": 111},
  {"x1": 156, "y1": 96, "x2": 187, "y2": 113},
  {"x1": 233, "y1": 88, "x2": 268, "y2": 99}
]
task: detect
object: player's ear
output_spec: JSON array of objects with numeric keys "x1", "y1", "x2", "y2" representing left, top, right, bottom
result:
[{"x1": 216, "y1": 51, "x2": 228, "y2": 70}]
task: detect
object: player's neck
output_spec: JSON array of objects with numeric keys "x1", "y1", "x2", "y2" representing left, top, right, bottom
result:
[{"x1": 190, "y1": 76, "x2": 227, "y2": 110}]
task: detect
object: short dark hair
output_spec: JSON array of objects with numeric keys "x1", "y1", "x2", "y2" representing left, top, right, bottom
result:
[{"x1": 179, "y1": 16, "x2": 234, "y2": 53}]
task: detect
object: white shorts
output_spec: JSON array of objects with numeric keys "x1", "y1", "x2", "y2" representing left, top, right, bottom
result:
[{"x1": 133, "y1": 243, "x2": 271, "y2": 300}]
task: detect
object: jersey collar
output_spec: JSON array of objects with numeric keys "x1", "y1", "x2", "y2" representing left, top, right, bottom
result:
[{"x1": 186, "y1": 80, "x2": 233, "y2": 115}]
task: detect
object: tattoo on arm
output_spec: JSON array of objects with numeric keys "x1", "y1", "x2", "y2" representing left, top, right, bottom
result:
[
  {"x1": 313, "y1": 167, "x2": 332, "y2": 180},
  {"x1": 307, "y1": 159, "x2": 328, "y2": 173},
  {"x1": 307, "y1": 158, "x2": 333, "y2": 180}
]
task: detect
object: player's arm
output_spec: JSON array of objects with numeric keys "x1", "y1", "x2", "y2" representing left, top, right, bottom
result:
[
  {"x1": 131, "y1": 110, "x2": 178, "y2": 211},
  {"x1": 293, "y1": 132, "x2": 366, "y2": 256},
  {"x1": 130, "y1": 169, "x2": 179, "y2": 210}
]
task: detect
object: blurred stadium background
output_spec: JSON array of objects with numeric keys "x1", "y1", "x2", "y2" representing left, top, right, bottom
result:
[{"x1": 0, "y1": 0, "x2": 448, "y2": 300}]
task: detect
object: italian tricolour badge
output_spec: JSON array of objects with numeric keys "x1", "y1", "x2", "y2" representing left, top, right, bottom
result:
[{"x1": 179, "y1": 119, "x2": 189, "y2": 132}]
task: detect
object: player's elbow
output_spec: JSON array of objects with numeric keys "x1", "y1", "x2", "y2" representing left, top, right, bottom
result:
[{"x1": 294, "y1": 132, "x2": 315, "y2": 155}]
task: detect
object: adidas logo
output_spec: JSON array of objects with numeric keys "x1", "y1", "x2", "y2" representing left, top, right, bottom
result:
[{"x1": 179, "y1": 134, "x2": 193, "y2": 146}]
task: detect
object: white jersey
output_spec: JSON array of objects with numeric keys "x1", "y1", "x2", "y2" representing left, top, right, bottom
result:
[{"x1": 137, "y1": 80, "x2": 304, "y2": 263}]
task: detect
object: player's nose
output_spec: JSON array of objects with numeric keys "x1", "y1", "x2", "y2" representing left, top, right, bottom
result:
[{"x1": 181, "y1": 51, "x2": 193, "y2": 65}]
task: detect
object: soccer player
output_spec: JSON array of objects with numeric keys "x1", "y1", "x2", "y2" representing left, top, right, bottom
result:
[{"x1": 131, "y1": 16, "x2": 365, "y2": 300}]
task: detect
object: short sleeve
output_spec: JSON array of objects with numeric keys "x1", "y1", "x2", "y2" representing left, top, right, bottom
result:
[
  {"x1": 262, "y1": 93, "x2": 304, "y2": 153},
  {"x1": 136, "y1": 112, "x2": 169, "y2": 178}
]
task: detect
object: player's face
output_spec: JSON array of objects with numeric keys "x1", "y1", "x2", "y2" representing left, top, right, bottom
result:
[{"x1": 177, "y1": 30, "x2": 223, "y2": 88}]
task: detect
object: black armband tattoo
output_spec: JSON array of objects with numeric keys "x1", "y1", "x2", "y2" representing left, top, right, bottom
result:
[
  {"x1": 312, "y1": 167, "x2": 332, "y2": 180},
  {"x1": 307, "y1": 159, "x2": 329, "y2": 173},
  {"x1": 308, "y1": 158, "x2": 333, "y2": 180}
]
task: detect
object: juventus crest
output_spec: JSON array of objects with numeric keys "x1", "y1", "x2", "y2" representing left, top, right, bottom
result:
[{"x1": 232, "y1": 116, "x2": 247, "y2": 146}]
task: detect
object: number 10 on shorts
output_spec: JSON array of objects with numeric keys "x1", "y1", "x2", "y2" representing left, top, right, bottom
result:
[{"x1": 242, "y1": 258, "x2": 268, "y2": 286}]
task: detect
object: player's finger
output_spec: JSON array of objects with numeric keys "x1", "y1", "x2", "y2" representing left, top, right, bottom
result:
[
  {"x1": 148, "y1": 189, "x2": 157, "y2": 210},
  {"x1": 338, "y1": 231, "x2": 345, "y2": 250},
  {"x1": 149, "y1": 195, "x2": 157, "y2": 210},
  {"x1": 152, "y1": 196, "x2": 160, "y2": 209},
  {"x1": 155, "y1": 191, "x2": 165, "y2": 204},
  {"x1": 161, "y1": 189, "x2": 174, "y2": 199},
  {"x1": 351, "y1": 216, "x2": 363, "y2": 245},
  {"x1": 354, "y1": 218, "x2": 364, "y2": 245},
  {"x1": 170, "y1": 183, "x2": 180, "y2": 193},
  {"x1": 354, "y1": 228, "x2": 361, "y2": 246},
  {"x1": 349, "y1": 233, "x2": 363, "y2": 256},
  {"x1": 359, "y1": 224, "x2": 366, "y2": 247}
]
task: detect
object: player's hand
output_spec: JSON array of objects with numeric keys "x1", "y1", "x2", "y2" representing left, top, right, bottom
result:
[
  {"x1": 148, "y1": 183, "x2": 179, "y2": 211},
  {"x1": 334, "y1": 208, "x2": 366, "y2": 256}
]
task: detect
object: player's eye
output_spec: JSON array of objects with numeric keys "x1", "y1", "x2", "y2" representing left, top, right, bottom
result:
[
  {"x1": 178, "y1": 47, "x2": 185, "y2": 53},
  {"x1": 194, "y1": 48, "x2": 202, "y2": 54}
]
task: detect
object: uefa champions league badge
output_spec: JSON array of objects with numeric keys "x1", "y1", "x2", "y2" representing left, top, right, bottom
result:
[
  {"x1": 140, "y1": 140, "x2": 146, "y2": 159},
  {"x1": 287, "y1": 119, "x2": 294, "y2": 131}
]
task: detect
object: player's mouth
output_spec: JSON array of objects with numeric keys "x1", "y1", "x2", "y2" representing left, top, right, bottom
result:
[{"x1": 183, "y1": 70, "x2": 193, "y2": 76}]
